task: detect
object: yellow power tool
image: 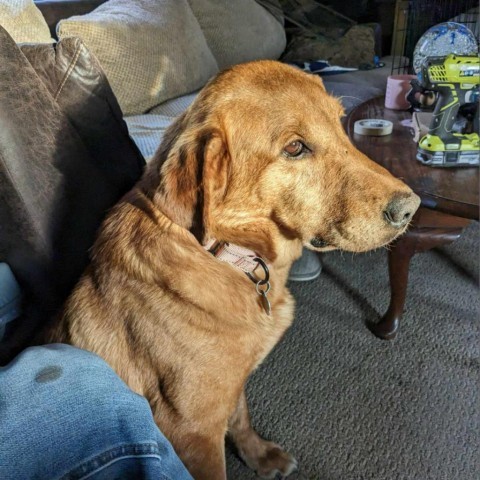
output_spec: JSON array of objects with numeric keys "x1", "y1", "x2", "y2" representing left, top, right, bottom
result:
[{"x1": 416, "y1": 54, "x2": 479, "y2": 167}]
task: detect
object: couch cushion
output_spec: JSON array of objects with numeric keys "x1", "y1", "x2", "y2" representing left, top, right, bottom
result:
[
  {"x1": 149, "y1": 91, "x2": 199, "y2": 117},
  {"x1": 125, "y1": 114, "x2": 175, "y2": 162},
  {"x1": 58, "y1": 0, "x2": 219, "y2": 115},
  {"x1": 187, "y1": 0, "x2": 286, "y2": 69},
  {"x1": 126, "y1": 92, "x2": 199, "y2": 161},
  {"x1": 0, "y1": 0, "x2": 53, "y2": 43}
]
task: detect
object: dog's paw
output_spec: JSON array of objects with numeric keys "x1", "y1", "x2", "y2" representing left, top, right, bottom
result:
[{"x1": 239, "y1": 440, "x2": 298, "y2": 479}]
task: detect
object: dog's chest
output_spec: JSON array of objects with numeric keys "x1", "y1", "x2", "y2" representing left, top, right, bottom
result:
[
  {"x1": 252, "y1": 289, "x2": 295, "y2": 366},
  {"x1": 155, "y1": 283, "x2": 295, "y2": 380},
  {"x1": 217, "y1": 286, "x2": 295, "y2": 371}
]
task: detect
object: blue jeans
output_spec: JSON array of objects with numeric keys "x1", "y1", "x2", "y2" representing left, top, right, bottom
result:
[{"x1": 0, "y1": 344, "x2": 193, "y2": 480}]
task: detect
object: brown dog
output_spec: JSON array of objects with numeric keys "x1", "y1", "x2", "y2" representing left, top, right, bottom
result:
[{"x1": 47, "y1": 61, "x2": 420, "y2": 479}]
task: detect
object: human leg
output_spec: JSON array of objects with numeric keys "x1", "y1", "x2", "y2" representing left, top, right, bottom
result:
[{"x1": 0, "y1": 344, "x2": 192, "y2": 480}]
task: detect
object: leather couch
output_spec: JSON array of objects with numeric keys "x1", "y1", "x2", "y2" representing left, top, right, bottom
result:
[{"x1": 0, "y1": 21, "x2": 145, "y2": 362}]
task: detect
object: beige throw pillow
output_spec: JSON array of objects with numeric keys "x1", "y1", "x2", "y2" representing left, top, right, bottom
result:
[
  {"x1": 187, "y1": 0, "x2": 286, "y2": 70},
  {"x1": 58, "y1": 0, "x2": 219, "y2": 116},
  {"x1": 0, "y1": 0, "x2": 53, "y2": 43}
]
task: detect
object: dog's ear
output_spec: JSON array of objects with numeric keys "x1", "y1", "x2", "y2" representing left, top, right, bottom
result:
[
  {"x1": 202, "y1": 137, "x2": 278, "y2": 262},
  {"x1": 144, "y1": 111, "x2": 229, "y2": 243},
  {"x1": 199, "y1": 134, "x2": 229, "y2": 240},
  {"x1": 145, "y1": 110, "x2": 278, "y2": 261}
]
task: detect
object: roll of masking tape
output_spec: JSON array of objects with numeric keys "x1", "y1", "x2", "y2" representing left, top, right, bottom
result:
[{"x1": 354, "y1": 119, "x2": 393, "y2": 136}]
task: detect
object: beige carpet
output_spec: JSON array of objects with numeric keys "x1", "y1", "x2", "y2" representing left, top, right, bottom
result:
[{"x1": 226, "y1": 222, "x2": 479, "y2": 480}]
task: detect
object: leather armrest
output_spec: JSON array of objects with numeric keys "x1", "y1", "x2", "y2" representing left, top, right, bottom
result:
[{"x1": 0, "y1": 26, "x2": 144, "y2": 361}]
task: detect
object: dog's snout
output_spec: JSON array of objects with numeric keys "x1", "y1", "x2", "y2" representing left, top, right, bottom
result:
[{"x1": 384, "y1": 193, "x2": 420, "y2": 228}]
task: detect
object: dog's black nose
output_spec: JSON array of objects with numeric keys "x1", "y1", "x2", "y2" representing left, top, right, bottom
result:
[{"x1": 384, "y1": 193, "x2": 420, "y2": 228}]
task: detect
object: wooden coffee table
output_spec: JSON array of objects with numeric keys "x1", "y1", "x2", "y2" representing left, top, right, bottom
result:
[{"x1": 345, "y1": 96, "x2": 479, "y2": 340}]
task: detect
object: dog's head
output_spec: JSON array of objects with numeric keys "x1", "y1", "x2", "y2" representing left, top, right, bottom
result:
[{"x1": 142, "y1": 61, "x2": 420, "y2": 261}]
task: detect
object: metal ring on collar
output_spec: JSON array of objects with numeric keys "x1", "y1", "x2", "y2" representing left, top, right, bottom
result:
[
  {"x1": 256, "y1": 281, "x2": 271, "y2": 295},
  {"x1": 246, "y1": 257, "x2": 270, "y2": 285},
  {"x1": 253, "y1": 257, "x2": 269, "y2": 285}
]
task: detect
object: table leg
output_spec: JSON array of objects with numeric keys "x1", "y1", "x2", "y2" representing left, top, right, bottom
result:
[
  {"x1": 367, "y1": 234, "x2": 415, "y2": 340},
  {"x1": 367, "y1": 208, "x2": 471, "y2": 340}
]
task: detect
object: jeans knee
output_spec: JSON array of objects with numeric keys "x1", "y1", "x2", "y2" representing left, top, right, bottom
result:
[{"x1": 5, "y1": 343, "x2": 147, "y2": 419}]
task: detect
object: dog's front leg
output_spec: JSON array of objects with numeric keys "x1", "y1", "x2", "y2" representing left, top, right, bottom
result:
[
  {"x1": 175, "y1": 432, "x2": 226, "y2": 480},
  {"x1": 228, "y1": 390, "x2": 297, "y2": 479}
]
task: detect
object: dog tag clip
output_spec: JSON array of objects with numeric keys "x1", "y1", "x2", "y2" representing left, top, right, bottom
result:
[
  {"x1": 256, "y1": 282, "x2": 271, "y2": 316},
  {"x1": 246, "y1": 257, "x2": 272, "y2": 316}
]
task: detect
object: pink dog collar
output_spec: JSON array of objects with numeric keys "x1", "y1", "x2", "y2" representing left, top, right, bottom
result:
[
  {"x1": 203, "y1": 239, "x2": 272, "y2": 315},
  {"x1": 203, "y1": 239, "x2": 260, "y2": 274}
]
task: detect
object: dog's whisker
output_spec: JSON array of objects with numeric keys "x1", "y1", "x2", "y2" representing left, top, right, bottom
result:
[{"x1": 336, "y1": 94, "x2": 364, "y2": 104}]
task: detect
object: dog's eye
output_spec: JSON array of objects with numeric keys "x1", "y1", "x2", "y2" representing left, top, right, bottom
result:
[{"x1": 283, "y1": 141, "x2": 307, "y2": 158}]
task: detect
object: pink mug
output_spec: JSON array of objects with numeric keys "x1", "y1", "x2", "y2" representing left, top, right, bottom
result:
[{"x1": 385, "y1": 74, "x2": 416, "y2": 110}]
